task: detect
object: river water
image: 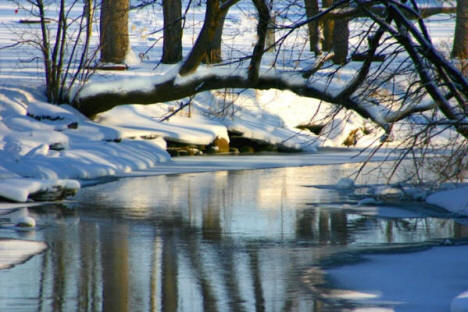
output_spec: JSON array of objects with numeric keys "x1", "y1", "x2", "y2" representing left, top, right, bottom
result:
[{"x1": 0, "y1": 161, "x2": 467, "y2": 311}]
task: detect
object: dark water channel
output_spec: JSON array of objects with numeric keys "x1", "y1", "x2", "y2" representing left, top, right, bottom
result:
[{"x1": 1, "y1": 162, "x2": 467, "y2": 311}]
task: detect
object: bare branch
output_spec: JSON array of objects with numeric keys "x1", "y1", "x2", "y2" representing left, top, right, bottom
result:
[
  {"x1": 302, "y1": 51, "x2": 335, "y2": 78},
  {"x1": 220, "y1": 0, "x2": 241, "y2": 11}
]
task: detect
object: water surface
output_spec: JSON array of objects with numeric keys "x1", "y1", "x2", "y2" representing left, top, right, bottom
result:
[{"x1": 0, "y1": 162, "x2": 467, "y2": 311}]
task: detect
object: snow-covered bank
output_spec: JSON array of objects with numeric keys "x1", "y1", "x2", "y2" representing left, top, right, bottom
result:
[
  {"x1": 324, "y1": 244, "x2": 468, "y2": 312},
  {"x1": 0, "y1": 86, "x2": 171, "y2": 202},
  {"x1": 0, "y1": 177, "x2": 79, "y2": 203},
  {"x1": 426, "y1": 186, "x2": 468, "y2": 216}
]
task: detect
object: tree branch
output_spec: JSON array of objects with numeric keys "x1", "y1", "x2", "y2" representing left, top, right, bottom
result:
[{"x1": 337, "y1": 23, "x2": 387, "y2": 100}]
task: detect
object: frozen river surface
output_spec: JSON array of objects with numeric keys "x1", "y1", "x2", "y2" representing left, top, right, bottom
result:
[{"x1": 0, "y1": 157, "x2": 467, "y2": 312}]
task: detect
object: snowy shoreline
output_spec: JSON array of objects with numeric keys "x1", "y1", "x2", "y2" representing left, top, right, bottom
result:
[
  {"x1": 0, "y1": 147, "x2": 384, "y2": 203},
  {"x1": 1, "y1": 150, "x2": 467, "y2": 219},
  {"x1": 1, "y1": 1, "x2": 466, "y2": 215}
]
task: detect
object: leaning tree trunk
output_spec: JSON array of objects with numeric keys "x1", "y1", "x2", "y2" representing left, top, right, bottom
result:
[
  {"x1": 304, "y1": 0, "x2": 320, "y2": 55},
  {"x1": 202, "y1": 9, "x2": 227, "y2": 64},
  {"x1": 265, "y1": 0, "x2": 275, "y2": 51},
  {"x1": 100, "y1": 0, "x2": 129, "y2": 64},
  {"x1": 162, "y1": 0, "x2": 182, "y2": 64}
]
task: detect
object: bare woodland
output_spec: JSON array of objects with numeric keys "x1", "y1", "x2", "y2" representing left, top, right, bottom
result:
[{"x1": 14, "y1": 0, "x2": 468, "y2": 183}]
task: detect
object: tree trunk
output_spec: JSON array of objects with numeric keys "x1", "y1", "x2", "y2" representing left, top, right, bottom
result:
[
  {"x1": 84, "y1": 0, "x2": 93, "y2": 39},
  {"x1": 304, "y1": 0, "x2": 320, "y2": 55},
  {"x1": 322, "y1": 0, "x2": 334, "y2": 51},
  {"x1": 332, "y1": 17, "x2": 349, "y2": 64},
  {"x1": 100, "y1": 0, "x2": 129, "y2": 64},
  {"x1": 202, "y1": 9, "x2": 227, "y2": 64},
  {"x1": 265, "y1": 14, "x2": 276, "y2": 51},
  {"x1": 179, "y1": 0, "x2": 227, "y2": 75},
  {"x1": 265, "y1": 0, "x2": 275, "y2": 51},
  {"x1": 452, "y1": 0, "x2": 468, "y2": 75},
  {"x1": 162, "y1": 0, "x2": 182, "y2": 64}
]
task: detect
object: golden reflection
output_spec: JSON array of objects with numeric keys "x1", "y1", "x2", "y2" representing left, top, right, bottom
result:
[
  {"x1": 101, "y1": 223, "x2": 129, "y2": 312},
  {"x1": 162, "y1": 233, "x2": 178, "y2": 312}
]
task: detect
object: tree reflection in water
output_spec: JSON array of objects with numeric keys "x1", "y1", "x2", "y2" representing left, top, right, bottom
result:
[{"x1": 0, "y1": 164, "x2": 467, "y2": 312}]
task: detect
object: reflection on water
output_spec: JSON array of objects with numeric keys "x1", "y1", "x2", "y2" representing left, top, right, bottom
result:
[{"x1": 0, "y1": 163, "x2": 467, "y2": 311}]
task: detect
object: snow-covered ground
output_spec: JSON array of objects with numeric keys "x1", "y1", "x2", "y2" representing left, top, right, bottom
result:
[{"x1": 0, "y1": 1, "x2": 465, "y2": 214}]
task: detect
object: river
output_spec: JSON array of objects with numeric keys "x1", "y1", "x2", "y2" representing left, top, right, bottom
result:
[{"x1": 0, "y1": 159, "x2": 467, "y2": 311}]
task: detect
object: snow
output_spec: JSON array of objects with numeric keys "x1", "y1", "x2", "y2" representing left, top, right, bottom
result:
[
  {"x1": 452, "y1": 291, "x2": 468, "y2": 312},
  {"x1": 0, "y1": 178, "x2": 79, "y2": 202},
  {"x1": 325, "y1": 245, "x2": 468, "y2": 312},
  {"x1": 0, "y1": 239, "x2": 46, "y2": 270},
  {"x1": 426, "y1": 186, "x2": 468, "y2": 216},
  {"x1": 97, "y1": 104, "x2": 228, "y2": 145}
]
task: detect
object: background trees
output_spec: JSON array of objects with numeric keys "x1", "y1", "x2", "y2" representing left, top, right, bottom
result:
[
  {"x1": 162, "y1": 0, "x2": 182, "y2": 64},
  {"x1": 100, "y1": 0, "x2": 130, "y2": 64},
  {"x1": 23, "y1": 0, "x2": 467, "y2": 181},
  {"x1": 452, "y1": 0, "x2": 468, "y2": 75},
  {"x1": 304, "y1": 0, "x2": 320, "y2": 55},
  {"x1": 453, "y1": 0, "x2": 468, "y2": 58}
]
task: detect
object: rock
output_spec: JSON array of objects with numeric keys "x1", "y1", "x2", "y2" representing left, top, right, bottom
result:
[
  {"x1": 342, "y1": 128, "x2": 360, "y2": 147},
  {"x1": 49, "y1": 142, "x2": 66, "y2": 151},
  {"x1": 358, "y1": 197, "x2": 378, "y2": 205},
  {"x1": 296, "y1": 123, "x2": 325, "y2": 135},
  {"x1": 229, "y1": 147, "x2": 240, "y2": 154},
  {"x1": 372, "y1": 186, "x2": 403, "y2": 200},
  {"x1": 212, "y1": 137, "x2": 230, "y2": 153},
  {"x1": 167, "y1": 146, "x2": 202, "y2": 157},
  {"x1": 29, "y1": 185, "x2": 77, "y2": 201},
  {"x1": 336, "y1": 177, "x2": 355, "y2": 189},
  {"x1": 240, "y1": 145, "x2": 255, "y2": 153},
  {"x1": 14, "y1": 216, "x2": 36, "y2": 228},
  {"x1": 67, "y1": 122, "x2": 78, "y2": 129},
  {"x1": 8, "y1": 208, "x2": 37, "y2": 228},
  {"x1": 229, "y1": 136, "x2": 276, "y2": 153}
]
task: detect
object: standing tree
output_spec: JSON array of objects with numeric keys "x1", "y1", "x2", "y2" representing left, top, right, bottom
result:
[
  {"x1": 452, "y1": 0, "x2": 468, "y2": 59},
  {"x1": 162, "y1": 0, "x2": 183, "y2": 64},
  {"x1": 202, "y1": 8, "x2": 228, "y2": 64},
  {"x1": 452, "y1": 0, "x2": 468, "y2": 76},
  {"x1": 332, "y1": 13, "x2": 349, "y2": 64},
  {"x1": 100, "y1": 0, "x2": 130, "y2": 64},
  {"x1": 322, "y1": 0, "x2": 334, "y2": 51},
  {"x1": 304, "y1": 0, "x2": 320, "y2": 55}
]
